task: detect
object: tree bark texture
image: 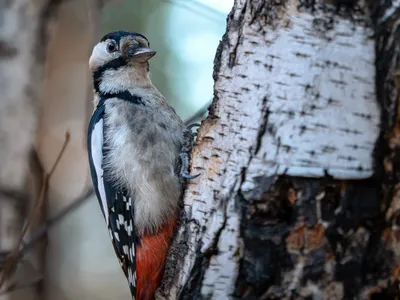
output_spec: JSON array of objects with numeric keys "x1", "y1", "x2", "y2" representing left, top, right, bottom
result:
[
  {"x1": 159, "y1": 0, "x2": 400, "y2": 299},
  {"x1": 0, "y1": 1, "x2": 62, "y2": 299}
]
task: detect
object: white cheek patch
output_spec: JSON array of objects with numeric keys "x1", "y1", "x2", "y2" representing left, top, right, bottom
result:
[{"x1": 89, "y1": 42, "x2": 113, "y2": 70}]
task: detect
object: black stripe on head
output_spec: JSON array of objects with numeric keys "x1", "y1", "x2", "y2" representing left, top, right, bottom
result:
[
  {"x1": 92, "y1": 56, "x2": 127, "y2": 92},
  {"x1": 100, "y1": 30, "x2": 150, "y2": 46},
  {"x1": 93, "y1": 31, "x2": 151, "y2": 92}
]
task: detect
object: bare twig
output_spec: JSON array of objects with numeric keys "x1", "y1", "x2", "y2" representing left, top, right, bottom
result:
[
  {"x1": 184, "y1": 100, "x2": 211, "y2": 126},
  {"x1": 0, "y1": 190, "x2": 93, "y2": 296},
  {"x1": 0, "y1": 132, "x2": 70, "y2": 289},
  {"x1": 19, "y1": 188, "x2": 94, "y2": 258},
  {"x1": 0, "y1": 275, "x2": 43, "y2": 296}
]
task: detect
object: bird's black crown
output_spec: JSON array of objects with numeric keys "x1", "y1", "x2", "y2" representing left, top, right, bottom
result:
[{"x1": 100, "y1": 30, "x2": 149, "y2": 46}]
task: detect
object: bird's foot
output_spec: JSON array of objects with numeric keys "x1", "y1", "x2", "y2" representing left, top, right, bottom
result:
[
  {"x1": 177, "y1": 124, "x2": 201, "y2": 183},
  {"x1": 178, "y1": 152, "x2": 200, "y2": 180}
]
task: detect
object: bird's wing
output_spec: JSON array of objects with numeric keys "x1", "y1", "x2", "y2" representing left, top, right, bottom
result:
[{"x1": 87, "y1": 105, "x2": 138, "y2": 298}]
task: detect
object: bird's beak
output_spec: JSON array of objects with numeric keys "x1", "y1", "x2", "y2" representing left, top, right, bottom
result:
[{"x1": 126, "y1": 47, "x2": 156, "y2": 62}]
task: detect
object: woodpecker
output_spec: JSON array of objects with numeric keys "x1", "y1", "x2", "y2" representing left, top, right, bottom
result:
[{"x1": 87, "y1": 30, "x2": 198, "y2": 300}]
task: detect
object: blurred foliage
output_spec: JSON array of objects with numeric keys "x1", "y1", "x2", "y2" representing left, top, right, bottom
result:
[{"x1": 100, "y1": 0, "x2": 230, "y2": 119}]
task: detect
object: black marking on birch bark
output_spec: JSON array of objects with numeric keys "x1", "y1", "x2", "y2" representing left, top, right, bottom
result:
[
  {"x1": 209, "y1": 30, "x2": 224, "y2": 122},
  {"x1": 180, "y1": 188, "x2": 231, "y2": 300},
  {"x1": 360, "y1": 1, "x2": 400, "y2": 297},
  {"x1": 256, "y1": 0, "x2": 290, "y2": 26},
  {"x1": 208, "y1": 93, "x2": 220, "y2": 120},
  {"x1": 254, "y1": 97, "x2": 269, "y2": 155},
  {"x1": 213, "y1": 4, "x2": 231, "y2": 82},
  {"x1": 372, "y1": 2, "x2": 400, "y2": 131},
  {"x1": 212, "y1": 39, "x2": 225, "y2": 82},
  {"x1": 324, "y1": 181, "x2": 395, "y2": 298},
  {"x1": 300, "y1": 0, "x2": 362, "y2": 12},
  {"x1": 299, "y1": 0, "x2": 370, "y2": 30},
  {"x1": 181, "y1": 232, "x2": 227, "y2": 300},
  {"x1": 234, "y1": 172, "x2": 399, "y2": 299},
  {"x1": 234, "y1": 176, "x2": 294, "y2": 298},
  {"x1": 228, "y1": 1, "x2": 247, "y2": 69},
  {"x1": 297, "y1": 180, "x2": 320, "y2": 226},
  {"x1": 179, "y1": 243, "x2": 205, "y2": 300}
]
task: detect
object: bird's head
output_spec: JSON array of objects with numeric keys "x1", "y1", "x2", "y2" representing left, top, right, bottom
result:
[{"x1": 89, "y1": 31, "x2": 156, "y2": 92}]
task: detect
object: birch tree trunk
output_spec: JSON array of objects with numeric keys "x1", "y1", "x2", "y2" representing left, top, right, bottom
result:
[
  {"x1": 0, "y1": 1, "x2": 64, "y2": 299},
  {"x1": 159, "y1": 0, "x2": 400, "y2": 299}
]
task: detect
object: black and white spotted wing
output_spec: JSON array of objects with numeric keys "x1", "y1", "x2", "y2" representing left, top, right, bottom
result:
[{"x1": 87, "y1": 104, "x2": 138, "y2": 299}]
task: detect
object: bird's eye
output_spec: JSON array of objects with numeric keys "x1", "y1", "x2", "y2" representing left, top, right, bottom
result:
[{"x1": 106, "y1": 40, "x2": 117, "y2": 53}]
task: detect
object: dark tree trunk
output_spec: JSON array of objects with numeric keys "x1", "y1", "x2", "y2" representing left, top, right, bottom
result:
[{"x1": 158, "y1": 0, "x2": 400, "y2": 299}]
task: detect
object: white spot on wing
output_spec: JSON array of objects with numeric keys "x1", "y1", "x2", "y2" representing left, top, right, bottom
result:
[
  {"x1": 126, "y1": 220, "x2": 133, "y2": 236},
  {"x1": 128, "y1": 267, "x2": 135, "y2": 286},
  {"x1": 118, "y1": 214, "x2": 125, "y2": 225},
  {"x1": 126, "y1": 197, "x2": 132, "y2": 210},
  {"x1": 130, "y1": 246, "x2": 135, "y2": 258},
  {"x1": 90, "y1": 118, "x2": 109, "y2": 223},
  {"x1": 129, "y1": 254, "x2": 134, "y2": 262},
  {"x1": 114, "y1": 232, "x2": 120, "y2": 242}
]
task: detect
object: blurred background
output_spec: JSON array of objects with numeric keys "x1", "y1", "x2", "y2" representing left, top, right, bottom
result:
[
  {"x1": 21, "y1": 0, "x2": 232, "y2": 300},
  {"x1": 102, "y1": 0, "x2": 232, "y2": 119}
]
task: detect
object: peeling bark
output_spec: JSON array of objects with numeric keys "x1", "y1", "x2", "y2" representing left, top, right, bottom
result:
[{"x1": 159, "y1": 0, "x2": 400, "y2": 299}]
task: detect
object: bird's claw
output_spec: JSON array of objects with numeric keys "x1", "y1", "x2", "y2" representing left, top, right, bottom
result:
[
  {"x1": 178, "y1": 152, "x2": 199, "y2": 181},
  {"x1": 181, "y1": 172, "x2": 200, "y2": 180},
  {"x1": 186, "y1": 123, "x2": 201, "y2": 130},
  {"x1": 176, "y1": 123, "x2": 201, "y2": 183}
]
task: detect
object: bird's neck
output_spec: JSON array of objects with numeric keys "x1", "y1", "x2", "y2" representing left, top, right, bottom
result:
[{"x1": 94, "y1": 65, "x2": 153, "y2": 95}]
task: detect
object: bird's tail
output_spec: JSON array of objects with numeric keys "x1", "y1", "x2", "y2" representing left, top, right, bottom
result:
[{"x1": 136, "y1": 218, "x2": 177, "y2": 300}]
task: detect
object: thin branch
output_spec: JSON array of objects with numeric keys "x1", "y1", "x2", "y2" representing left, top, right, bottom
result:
[
  {"x1": 0, "y1": 275, "x2": 43, "y2": 296},
  {"x1": 19, "y1": 188, "x2": 94, "y2": 258},
  {"x1": 0, "y1": 132, "x2": 70, "y2": 288},
  {"x1": 184, "y1": 100, "x2": 211, "y2": 126},
  {"x1": 48, "y1": 132, "x2": 70, "y2": 177}
]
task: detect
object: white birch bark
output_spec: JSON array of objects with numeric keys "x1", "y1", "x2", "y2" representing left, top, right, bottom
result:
[{"x1": 158, "y1": 0, "x2": 400, "y2": 299}]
